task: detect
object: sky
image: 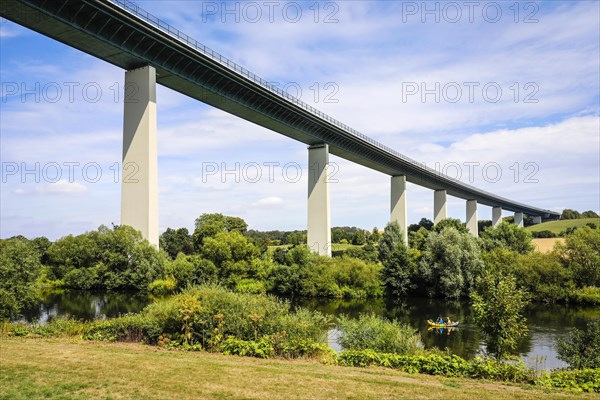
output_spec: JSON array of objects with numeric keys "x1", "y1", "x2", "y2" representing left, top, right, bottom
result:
[{"x1": 1, "y1": 0, "x2": 599, "y2": 240}]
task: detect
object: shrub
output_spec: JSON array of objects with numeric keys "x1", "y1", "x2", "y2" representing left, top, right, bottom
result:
[
  {"x1": 480, "y1": 222, "x2": 534, "y2": 254},
  {"x1": 337, "y1": 313, "x2": 423, "y2": 355},
  {"x1": 557, "y1": 319, "x2": 600, "y2": 369},
  {"x1": 148, "y1": 277, "x2": 177, "y2": 295}
]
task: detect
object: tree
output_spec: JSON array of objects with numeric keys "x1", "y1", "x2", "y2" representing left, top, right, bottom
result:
[
  {"x1": 192, "y1": 213, "x2": 248, "y2": 249},
  {"x1": 380, "y1": 241, "x2": 416, "y2": 297},
  {"x1": 0, "y1": 238, "x2": 42, "y2": 320},
  {"x1": 471, "y1": 271, "x2": 529, "y2": 359},
  {"x1": 560, "y1": 227, "x2": 600, "y2": 287},
  {"x1": 351, "y1": 230, "x2": 366, "y2": 245},
  {"x1": 480, "y1": 221, "x2": 534, "y2": 254},
  {"x1": 561, "y1": 209, "x2": 581, "y2": 220},
  {"x1": 433, "y1": 218, "x2": 468, "y2": 234},
  {"x1": 378, "y1": 222, "x2": 404, "y2": 263},
  {"x1": 556, "y1": 319, "x2": 600, "y2": 369},
  {"x1": 419, "y1": 227, "x2": 484, "y2": 299},
  {"x1": 581, "y1": 210, "x2": 599, "y2": 218},
  {"x1": 200, "y1": 231, "x2": 257, "y2": 286},
  {"x1": 160, "y1": 227, "x2": 193, "y2": 259}
]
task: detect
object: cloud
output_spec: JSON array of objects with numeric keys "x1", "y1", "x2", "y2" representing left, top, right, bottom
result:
[
  {"x1": 38, "y1": 180, "x2": 87, "y2": 194},
  {"x1": 252, "y1": 196, "x2": 284, "y2": 207}
]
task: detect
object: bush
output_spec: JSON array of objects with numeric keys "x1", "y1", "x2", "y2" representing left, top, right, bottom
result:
[
  {"x1": 573, "y1": 287, "x2": 600, "y2": 305},
  {"x1": 560, "y1": 227, "x2": 600, "y2": 287},
  {"x1": 148, "y1": 277, "x2": 177, "y2": 295},
  {"x1": 480, "y1": 222, "x2": 534, "y2": 254},
  {"x1": 536, "y1": 369, "x2": 600, "y2": 393},
  {"x1": 557, "y1": 319, "x2": 600, "y2": 369},
  {"x1": 337, "y1": 313, "x2": 423, "y2": 355}
]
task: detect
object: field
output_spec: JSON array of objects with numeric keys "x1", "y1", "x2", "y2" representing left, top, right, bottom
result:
[
  {"x1": 532, "y1": 238, "x2": 565, "y2": 253},
  {"x1": 0, "y1": 337, "x2": 593, "y2": 400},
  {"x1": 525, "y1": 218, "x2": 600, "y2": 235}
]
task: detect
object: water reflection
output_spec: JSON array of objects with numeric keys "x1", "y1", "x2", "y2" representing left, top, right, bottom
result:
[{"x1": 22, "y1": 291, "x2": 600, "y2": 370}]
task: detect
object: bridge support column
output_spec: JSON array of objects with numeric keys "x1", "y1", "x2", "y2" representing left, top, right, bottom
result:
[
  {"x1": 466, "y1": 200, "x2": 478, "y2": 237},
  {"x1": 492, "y1": 207, "x2": 502, "y2": 227},
  {"x1": 121, "y1": 66, "x2": 159, "y2": 247},
  {"x1": 532, "y1": 215, "x2": 542, "y2": 225},
  {"x1": 307, "y1": 144, "x2": 331, "y2": 256},
  {"x1": 514, "y1": 212, "x2": 524, "y2": 227},
  {"x1": 433, "y1": 190, "x2": 447, "y2": 224},
  {"x1": 391, "y1": 175, "x2": 408, "y2": 245}
]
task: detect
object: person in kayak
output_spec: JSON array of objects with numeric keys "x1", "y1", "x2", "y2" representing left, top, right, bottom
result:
[
  {"x1": 446, "y1": 317, "x2": 452, "y2": 325},
  {"x1": 437, "y1": 315, "x2": 444, "y2": 324}
]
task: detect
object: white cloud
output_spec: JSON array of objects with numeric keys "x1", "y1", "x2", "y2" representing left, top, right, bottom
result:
[
  {"x1": 38, "y1": 180, "x2": 87, "y2": 194},
  {"x1": 253, "y1": 196, "x2": 284, "y2": 207}
]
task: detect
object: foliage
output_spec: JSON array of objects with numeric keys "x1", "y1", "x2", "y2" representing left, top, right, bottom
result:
[
  {"x1": 471, "y1": 271, "x2": 529, "y2": 359},
  {"x1": 480, "y1": 222, "x2": 534, "y2": 254},
  {"x1": 572, "y1": 287, "x2": 600, "y2": 305},
  {"x1": 0, "y1": 237, "x2": 42, "y2": 320},
  {"x1": 379, "y1": 224, "x2": 417, "y2": 297},
  {"x1": 559, "y1": 227, "x2": 600, "y2": 287},
  {"x1": 556, "y1": 319, "x2": 600, "y2": 369},
  {"x1": 536, "y1": 368, "x2": 600, "y2": 393},
  {"x1": 338, "y1": 350, "x2": 536, "y2": 383},
  {"x1": 192, "y1": 213, "x2": 248, "y2": 249},
  {"x1": 432, "y1": 218, "x2": 468, "y2": 234},
  {"x1": 337, "y1": 313, "x2": 423, "y2": 355},
  {"x1": 419, "y1": 228, "x2": 484, "y2": 299},
  {"x1": 159, "y1": 227, "x2": 193, "y2": 259},
  {"x1": 148, "y1": 276, "x2": 177, "y2": 295},
  {"x1": 45, "y1": 225, "x2": 165, "y2": 290},
  {"x1": 561, "y1": 209, "x2": 580, "y2": 220}
]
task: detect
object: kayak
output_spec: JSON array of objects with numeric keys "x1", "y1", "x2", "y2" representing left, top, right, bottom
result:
[{"x1": 427, "y1": 320, "x2": 459, "y2": 328}]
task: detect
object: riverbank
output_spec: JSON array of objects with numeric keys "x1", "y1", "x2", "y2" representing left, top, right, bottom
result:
[{"x1": 0, "y1": 337, "x2": 593, "y2": 400}]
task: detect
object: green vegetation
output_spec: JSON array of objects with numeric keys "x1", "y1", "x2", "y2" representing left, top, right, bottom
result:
[
  {"x1": 0, "y1": 237, "x2": 42, "y2": 319},
  {"x1": 337, "y1": 313, "x2": 423, "y2": 354},
  {"x1": 525, "y1": 218, "x2": 600, "y2": 236},
  {"x1": 557, "y1": 319, "x2": 600, "y2": 369},
  {"x1": 471, "y1": 271, "x2": 529, "y2": 359}
]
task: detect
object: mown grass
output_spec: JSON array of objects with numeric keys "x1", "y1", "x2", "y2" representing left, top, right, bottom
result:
[
  {"x1": 0, "y1": 337, "x2": 594, "y2": 400},
  {"x1": 525, "y1": 218, "x2": 600, "y2": 235}
]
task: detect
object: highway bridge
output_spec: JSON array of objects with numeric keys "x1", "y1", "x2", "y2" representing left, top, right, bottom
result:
[{"x1": 0, "y1": 0, "x2": 560, "y2": 255}]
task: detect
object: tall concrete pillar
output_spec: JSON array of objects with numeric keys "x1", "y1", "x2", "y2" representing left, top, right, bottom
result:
[
  {"x1": 307, "y1": 144, "x2": 331, "y2": 256},
  {"x1": 514, "y1": 212, "x2": 524, "y2": 227},
  {"x1": 532, "y1": 215, "x2": 542, "y2": 225},
  {"x1": 492, "y1": 206, "x2": 502, "y2": 227},
  {"x1": 433, "y1": 190, "x2": 447, "y2": 224},
  {"x1": 391, "y1": 175, "x2": 408, "y2": 245},
  {"x1": 121, "y1": 66, "x2": 159, "y2": 247},
  {"x1": 466, "y1": 199, "x2": 478, "y2": 237}
]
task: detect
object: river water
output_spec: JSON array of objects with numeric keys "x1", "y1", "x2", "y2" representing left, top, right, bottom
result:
[{"x1": 22, "y1": 290, "x2": 600, "y2": 370}]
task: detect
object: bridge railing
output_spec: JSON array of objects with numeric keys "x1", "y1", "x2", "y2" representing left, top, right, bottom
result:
[{"x1": 107, "y1": 0, "x2": 544, "y2": 210}]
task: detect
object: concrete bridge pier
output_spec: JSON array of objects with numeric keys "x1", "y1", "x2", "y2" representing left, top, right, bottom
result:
[
  {"x1": 532, "y1": 215, "x2": 542, "y2": 225},
  {"x1": 466, "y1": 200, "x2": 478, "y2": 237},
  {"x1": 492, "y1": 206, "x2": 503, "y2": 227},
  {"x1": 391, "y1": 175, "x2": 408, "y2": 245},
  {"x1": 514, "y1": 212, "x2": 524, "y2": 227},
  {"x1": 121, "y1": 65, "x2": 159, "y2": 247},
  {"x1": 307, "y1": 144, "x2": 332, "y2": 256},
  {"x1": 433, "y1": 190, "x2": 447, "y2": 224}
]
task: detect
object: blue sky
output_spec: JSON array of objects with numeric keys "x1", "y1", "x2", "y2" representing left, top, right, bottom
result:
[{"x1": 1, "y1": 0, "x2": 599, "y2": 240}]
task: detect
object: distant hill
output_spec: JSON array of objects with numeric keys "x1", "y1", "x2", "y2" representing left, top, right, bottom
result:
[{"x1": 525, "y1": 218, "x2": 600, "y2": 235}]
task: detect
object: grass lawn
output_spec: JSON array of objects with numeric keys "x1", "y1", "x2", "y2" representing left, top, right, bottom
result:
[
  {"x1": 525, "y1": 218, "x2": 600, "y2": 235},
  {"x1": 0, "y1": 337, "x2": 593, "y2": 400}
]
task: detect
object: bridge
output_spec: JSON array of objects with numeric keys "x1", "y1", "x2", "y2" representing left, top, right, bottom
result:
[{"x1": 1, "y1": 0, "x2": 560, "y2": 255}]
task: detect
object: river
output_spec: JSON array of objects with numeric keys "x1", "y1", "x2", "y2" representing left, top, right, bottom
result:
[{"x1": 21, "y1": 290, "x2": 600, "y2": 370}]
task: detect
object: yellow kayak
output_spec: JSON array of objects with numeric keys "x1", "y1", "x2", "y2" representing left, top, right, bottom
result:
[{"x1": 427, "y1": 320, "x2": 459, "y2": 328}]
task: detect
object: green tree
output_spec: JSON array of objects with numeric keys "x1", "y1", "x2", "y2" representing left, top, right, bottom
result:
[
  {"x1": 0, "y1": 238, "x2": 42, "y2": 319},
  {"x1": 200, "y1": 230, "x2": 257, "y2": 286},
  {"x1": 471, "y1": 271, "x2": 529, "y2": 359},
  {"x1": 351, "y1": 230, "x2": 366, "y2": 245},
  {"x1": 560, "y1": 227, "x2": 600, "y2": 287},
  {"x1": 380, "y1": 240, "x2": 416, "y2": 297},
  {"x1": 480, "y1": 221, "x2": 534, "y2": 254},
  {"x1": 160, "y1": 227, "x2": 193, "y2": 259},
  {"x1": 581, "y1": 210, "x2": 599, "y2": 218},
  {"x1": 433, "y1": 218, "x2": 468, "y2": 234},
  {"x1": 556, "y1": 319, "x2": 600, "y2": 369},
  {"x1": 378, "y1": 222, "x2": 404, "y2": 263},
  {"x1": 419, "y1": 227, "x2": 484, "y2": 299},
  {"x1": 561, "y1": 209, "x2": 581, "y2": 220},
  {"x1": 192, "y1": 213, "x2": 248, "y2": 249}
]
